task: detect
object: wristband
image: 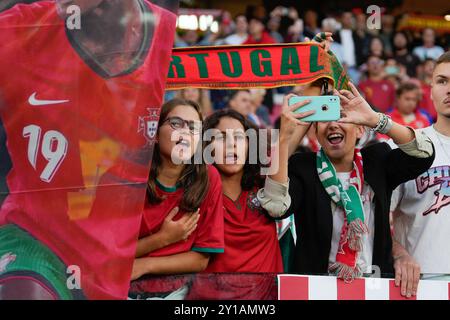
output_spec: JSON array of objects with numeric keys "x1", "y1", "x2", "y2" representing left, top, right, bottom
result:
[{"x1": 371, "y1": 113, "x2": 393, "y2": 134}]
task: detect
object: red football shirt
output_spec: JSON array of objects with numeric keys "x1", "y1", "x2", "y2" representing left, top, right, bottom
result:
[
  {"x1": 387, "y1": 109, "x2": 431, "y2": 129},
  {"x1": 243, "y1": 31, "x2": 276, "y2": 45},
  {"x1": 139, "y1": 165, "x2": 225, "y2": 256},
  {"x1": 377, "y1": 108, "x2": 431, "y2": 141},
  {"x1": 358, "y1": 79, "x2": 396, "y2": 113},
  {"x1": 0, "y1": 1, "x2": 176, "y2": 299},
  {"x1": 205, "y1": 188, "x2": 283, "y2": 273},
  {"x1": 137, "y1": 165, "x2": 224, "y2": 293}
]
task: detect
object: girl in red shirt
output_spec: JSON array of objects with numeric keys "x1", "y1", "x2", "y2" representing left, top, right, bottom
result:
[
  {"x1": 202, "y1": 109, "x2": 283, "y2": 273},
  {"x1": 130, "y1": 98, "x2": 225, "y2": 299}
]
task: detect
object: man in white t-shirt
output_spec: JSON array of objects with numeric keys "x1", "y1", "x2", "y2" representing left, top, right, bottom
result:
[
  {"x1": 338, "y1": 12, "x2": 360, "y2": 84},
  {"x1": 390, "y1": 51, "x2": 450, "y2": 297}
]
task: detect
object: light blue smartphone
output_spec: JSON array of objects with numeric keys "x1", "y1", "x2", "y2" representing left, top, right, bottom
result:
[{"x1": 289, "y1": 95, "x2": 341, "y2": 122}]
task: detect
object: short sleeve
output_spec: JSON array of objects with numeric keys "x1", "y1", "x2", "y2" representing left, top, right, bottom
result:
[{"x1": 191, "y1": 166, "x2": 225, "y2": 254}]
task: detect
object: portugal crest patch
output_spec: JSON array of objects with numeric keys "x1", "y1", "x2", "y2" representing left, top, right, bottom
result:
[
  {"x1": 247, "y1": 191, "x2": 263, "y2": 212},
  {"x1": 138, "y1": 108, "x2": 160, "y2": 143}
]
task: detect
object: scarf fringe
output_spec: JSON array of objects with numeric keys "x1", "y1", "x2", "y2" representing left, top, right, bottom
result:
[
  {"x1": 346, "y1": 219, "x2": 369, "y2": 251},
  {"x1": 329, "y1": 262, "x2": 363, "y2": 283}
]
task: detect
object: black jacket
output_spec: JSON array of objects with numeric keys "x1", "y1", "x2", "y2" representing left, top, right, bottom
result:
[{"x1": 285, "y1": 142, "x2": 435, "y2": 276}]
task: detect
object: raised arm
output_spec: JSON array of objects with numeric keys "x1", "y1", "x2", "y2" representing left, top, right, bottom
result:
[
  {"x1": 258, "y1": 94, "x2": 314, "y2": 217},
  {"x1": 270, "y1": 94, "x2": 314, "y2": 183}
]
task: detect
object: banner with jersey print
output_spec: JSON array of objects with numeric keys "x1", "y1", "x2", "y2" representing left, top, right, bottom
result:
[{"x1": 0, "y1": 0, "x2": 179, "y2": 299}]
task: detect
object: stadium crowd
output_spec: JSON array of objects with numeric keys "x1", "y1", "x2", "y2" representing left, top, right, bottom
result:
[
  {"x1": 142, "y1": 5, "x2": 450, "y2": 300},
  {"x1": 170, "y1": 6, "x2": 448, "y2": 133}
]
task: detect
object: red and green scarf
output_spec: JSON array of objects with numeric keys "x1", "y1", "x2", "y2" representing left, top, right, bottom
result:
[
  {"x1": 316, "y1": 148, "x2": 369, "y2": 282},
  {"x1": 165, "y1": 42, "x2": 350, "y2": 90}
]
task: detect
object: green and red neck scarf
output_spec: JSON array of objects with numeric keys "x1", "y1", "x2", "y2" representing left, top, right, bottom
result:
[
  {"x1": 165, "y1": 42, "x2": 350, "y2": 91},
  {"x1": 316, "y1": 148, "x2": 369, "y2": 282}
]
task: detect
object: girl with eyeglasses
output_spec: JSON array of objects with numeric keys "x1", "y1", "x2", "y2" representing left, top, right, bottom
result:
[{"x1": 129, "y1": 98, "x2": 224, "y2": 299}]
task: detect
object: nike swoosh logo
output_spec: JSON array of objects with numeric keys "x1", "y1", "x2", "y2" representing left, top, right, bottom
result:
[{"x1": 28, "y1": 92, "x2": 69, "y2": 106}]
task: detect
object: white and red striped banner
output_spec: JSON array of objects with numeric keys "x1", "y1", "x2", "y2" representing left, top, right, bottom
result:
[{"x1": 278, "y1": 275, "x2": 450, "y2": 300}]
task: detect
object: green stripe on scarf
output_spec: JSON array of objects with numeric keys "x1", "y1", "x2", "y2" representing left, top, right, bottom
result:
[{"x1": 316, "y1": 148, "x2": 369, "y2": 282}]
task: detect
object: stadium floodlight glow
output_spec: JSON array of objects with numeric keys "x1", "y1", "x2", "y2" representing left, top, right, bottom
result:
[
  {"x1": 199, "y1": 14, "x2": 214, "y2": 31},
  {"x1": 177, "y1": 14, "x2": 218, "y2": 32},
  {"x1": 210, "y1": 21, "x2": 219, "y2": 33},
  {"x1": 177, "y1": 14, "x2": 198, "y2": 30}
]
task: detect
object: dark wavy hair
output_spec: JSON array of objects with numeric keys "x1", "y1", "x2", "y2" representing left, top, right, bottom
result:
[
  {"x1": 147, "y1": 98, "x2": 209, "y2": 212},
  {"x1": 203, "y1": 109, "x2": 265, "y2": 190}
]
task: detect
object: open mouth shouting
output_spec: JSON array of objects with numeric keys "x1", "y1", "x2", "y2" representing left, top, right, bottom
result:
[
  {"x1": 171, "y1": 136, "x2": 194, "y2": 162},
  {"x1": 175, "y1": 137, "x2": 191, "y2": 149},
  {"x1": 327, "y1": 132, "x2": 345, "y2": 147},
  {"x1": 224, "y1": 152, "x2": 238, "y2": 164}
]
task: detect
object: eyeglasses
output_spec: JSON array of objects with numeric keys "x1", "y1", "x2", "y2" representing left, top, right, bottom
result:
[{"x1": 162, "y1": 116, "x2": 201, "y2": 134}]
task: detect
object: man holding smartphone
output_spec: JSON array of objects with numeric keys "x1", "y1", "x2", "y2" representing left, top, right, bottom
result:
[{"x1": 267, "y1": 79, "x2": 434, "y2": 290}]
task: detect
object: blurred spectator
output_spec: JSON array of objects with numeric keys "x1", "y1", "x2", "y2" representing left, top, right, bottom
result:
[
  {"x1": 354, "y1": 13, "x2": 372, "y2": 65},
  {"x1": 338, "y1": 11, "x2": 356, "y2": 66},
  {"x1": 286, "y1": 16, "x2": 304, "y2": 43},
  {"x1": 359, "y1": 55, "x2": 396, "y2": 112},
  {"x1": 201, "y1": 11, "x2": 239, "y2": 46},
  {"x1": 419, "y1": 58, "x2": 438, "y2": 121},
  {"x1": 384, "y1": 58, "x2": 403, "y2": 89},
  {"x1": 201, "y1": 28, "x2": 226, "y2": 46},
  {"x1": 177, "y1": 88, "x2": 213, "y2": 117},
  {"x1": 303, "y1": 9, "x2": 320, "y2": 40},
  {"x1": 248, "y1": 89, "x2": 271, "y2": 128},
  {"x1": 223, "y1": 14, "x2": 248, "y2": 45},
  {"x1": 413, "y1": 28, "x2": 444, "y2": 61},
  {"x1": 220, "y1": 11, "x2": 235, "y2": 36},
  {"x1": 243, "y1": 17, "x2": 275, "y2": 44},
  {"x1": 227, "y1": 89, "x2": 271, "y2": 128},
  {"x1": 379, "y1": 14, "x2": 395, "y2": 57},
  {"x1": 175, "y1": 30, "x2": 200, "y2": 47},
  {"x1": 368, "y1": 36, "x2": 388, "y2": 60},
  {"x1": 337, "y1": 11, "x2": 361, "y2": 83},
  {"x1": 393, "y1": 31, "x2": 421, "y2": 77},
  {"x1": 387, "y1": 82, "x2": 430, "y2": 129},
  {"x1": 267, "y1": 16, "x2": 284, "y2": 43},
  {"x1": 269, "y1": 5, "x2": 286, "y2": 19},
  {"x1": 274, "y1": 6, "x2": 304, "y2": 43},
  {"x1": 421, "y1": 58, "x2": 436, "y2": 84},
  {"x1": 227, "y1": 90, "x2": 252, "y2": 118},
  {"x1": 321, "y1": 18, "x2": 344, "y2": 63}
]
